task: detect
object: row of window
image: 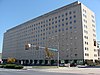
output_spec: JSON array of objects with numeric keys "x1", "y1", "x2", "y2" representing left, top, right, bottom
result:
[
  {"x1": 85, "y1": 53, "x2": 97, "y2": 57},
  {"x1": 85, "y1": 47, "x2": 89, "y2": 51},
  {"x1": 33, "y1": 11, "x2": 76, "y2": 25},
  {"x1": 83, "y1": 9, "x2": 86, "y2": 13},
  {"x1": 84, "y1": 30, "x2": 88, "y2": 34},
  {"x1": 83, "y1": 19, "x2": 87, "y2": 23},
  {"x1": 85, "y1": 41, "x2": 88, "y2": 45},
  {"x1": 84, "y1": 24, "x2": 87, "y2": 29},
  {"x1": 84, "y1": 36, "x2": 88, "y2": 39},
  {"x1": 83, "y1": 14, "x2": 87, "y2": 18}
]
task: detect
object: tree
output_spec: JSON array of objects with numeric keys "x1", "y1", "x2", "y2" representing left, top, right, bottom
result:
[{"x1": 7, "y1": 58, "x2": 16, "y2": 64}]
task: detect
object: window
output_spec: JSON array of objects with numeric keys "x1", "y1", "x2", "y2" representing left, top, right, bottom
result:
[
  {"x1": 94, "y1": 49, "x2": 97, "y2": 52},
  {"x1": 66, "y1": 18, "x2": 68, "y2": 20},
  {"x1": 85, "y1": 53, "x2": 89, "y2": 56},
  {"x1": 55, "y1": 21, "x2": 57, "y2": 23},
  {"x1": 73, "y1": 15, "x2": 76, "y2": 18},
  {"x1": 91, "y1": 15, "x2": 94, "y2": 18},
  {"x1": 55, "y1": 30, "x2": 57, "y2": 32},
  {"x1": 59, "y1": 29, "x2": 61, "y2": 32},
  {"x1": 84, "y1": 36, "x2": 88, "y2": 39},
  {"x1": 70, "y1": 16, "x2": 72, "y2": 19},
  {"x1": 92, "y1": 24, "x2": 95, "y2": 27},
  {"x1": 74, "y1": 26, "x2": 76, "y2": 29},
  {"x1": 52, "y1": 26, "x2": 54, "y2": 29},
  {"x1": 58, "y1": 20, "x2": 60, "y2": 22},
  {"x1": 70, "y1": 21, "x2": 72, "y2": 24},
  {"x1": 55, "y1": 25, "x2": 57, "y2": 28},
  {"x1": 62, "y1": 28, "x2": 64, "y2": 31},
  {"x1": 69, "y1": 11, "x2": 71, "y2": 14},
  {"x1": 62, "y1": 24, "x2": 64, "y2": 26},
  {"x1": 49, "y1": 19, "x2": 51, "y2": 21},
  {"x1": 46, "y1": 28, "x2": 48, "y2": 30},
  {"x1": 52, "y1": 18, "x2": 54, "y2": 21},
  {"x1": 94, "y1": 54, "x2": 97, "y2": 57},
  {"x1": 92, "y1": 20, "x2": 95, "y2": 23},
  {"x1": 93, "y1": 29, "x2": 95, "y2": 32},
  {"x1": 85, "y1": 47, "x2": 86, "y2": 50},
  {"x1": 49, "y1": 27, "x2": 51, "y2": 30},
  {"x1": 62, "y1": 14, "x2": 64, "y2": 17},
  {"x1": 70, "y1": 27, "x2": 72, "y2": 29},
  {"x1": 62, "y1": 19, "x2": 64, "y2": 21},
  {"x1": 93, "y1": 34, "x2": 96, "y2": 37},
  {"x1": 58, "y1": 24, "x2": 60, "y2": 27},
  {"x1": 55, "y1": 17, "x2": 57, "y2": 19},
  {"x1": 73, "y1": 11, "x2": 76, "y2": 13},
  {"x1": 49, "y1": 23, "x2": 51, "y2": 25},
  {"x1": 84, "y1": 30, "x2": 88, "y2": 34},
  {"x1": 65, "y1": 13, "x2": 68, "y2": 16},
  {"x1": 83, "y1": 9, "x2": 86, "y2": 13},
  {"x1": 75, "y1": 54, "x2": 77, "y2": 56},
  {"x1": 52, "y1": 22, "x2": 54, "y2": 24},
  {"x1": 43, "y1": 25, "x2": 45, "y2": 27},
  {"x1": 74, "y1": 20, "x2": 76, "y2": 23},
  {"x1": 66, "y1": 28, "x2": 68, "y2": 30},
  {"x1": 66, "y1": 23, "x2": 68, "y2": 25},
  {"x1": 46, "y1": 20, "x2": 48, "y2": 22},
  {"x1": 94, "y1": 40, "x2": 96, "y2": 46}
]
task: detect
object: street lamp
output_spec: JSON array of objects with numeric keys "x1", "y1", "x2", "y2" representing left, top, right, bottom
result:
[
  {"x1": 49, "y1": 35, "x2": 60, "y2": 68},
  {"x1": 57, "y1": 41, "x2": 60, "y2": 68}
]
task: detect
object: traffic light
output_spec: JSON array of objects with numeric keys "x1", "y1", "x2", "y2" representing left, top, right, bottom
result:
[
  {"x1": 36, "y1": 46, "x2": 39, "y2": 50},
  {"x1": 25, "y1": 44, "x2": 29, "y2": 50}
]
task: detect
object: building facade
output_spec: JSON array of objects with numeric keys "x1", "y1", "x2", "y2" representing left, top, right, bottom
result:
[
  {"x1": 97, "y1": 42, "x2": 100, "y2": 60},
  {"x1": 2, "y1": 1, "x2": 98, "y2": 65}
]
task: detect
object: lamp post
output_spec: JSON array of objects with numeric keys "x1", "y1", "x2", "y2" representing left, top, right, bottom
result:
[
  {"x1": 57, "y1": 41, "x2": 60, "y2": 68},
  {"x1": 50, "y1": 35, "x2": 60, "y2": 68}
]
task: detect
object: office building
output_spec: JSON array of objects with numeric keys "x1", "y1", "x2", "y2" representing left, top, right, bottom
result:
[{"x1": 2, "y1": 1, "x2": 98, "y2": 65}]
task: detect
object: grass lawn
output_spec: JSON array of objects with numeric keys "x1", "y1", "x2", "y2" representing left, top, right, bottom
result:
[{"x1": 32, "y1": 66, "x2": 58, "y2": 69}]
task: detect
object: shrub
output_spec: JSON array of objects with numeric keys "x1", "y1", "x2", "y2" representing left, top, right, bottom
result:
[
  {"x1": 0, "y1": 64, "x2": 23, "y2": 69},
  {"x1": 15, "y1": 65, "x2": 23, "y2": 69}
]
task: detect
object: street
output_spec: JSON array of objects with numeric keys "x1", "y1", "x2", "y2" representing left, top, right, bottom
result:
[
  {"x1": 0, "y1": 68, "x2": 81, "y2": 75},
  {"x1": 0, "y1": 67, "x2": 100, "y2": 75}
]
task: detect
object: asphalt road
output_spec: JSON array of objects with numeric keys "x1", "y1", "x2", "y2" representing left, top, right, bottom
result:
[{"x1": 0, "y1": 68, "x2": 82, "y2": 75}]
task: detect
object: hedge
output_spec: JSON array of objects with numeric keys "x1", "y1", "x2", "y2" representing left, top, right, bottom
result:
[{"x1": 0, "y1": 64, "x2": 23, "y2": 69}]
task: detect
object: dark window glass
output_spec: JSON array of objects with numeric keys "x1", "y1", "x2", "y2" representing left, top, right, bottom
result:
[
  {"x1": 70, "y1": 27, "x2": 72, "y2": 29},
  {"x1": 94, "y1": 40, "x2": 96, "y2": 46},
  {"x1": 65, "y1": 13, "x2": 68, "y2": 16},
  {"x1": 62, "y1": 24, "x2": 64, "y2": 26},
  {"x1": 70, "y1": 16, "x2": 72, "y2": 19},
  {"x1": 62, "y1": 19, "x2": 64, "y2": 21},
  {"x1": 62, "y1": 14, "x2": 64, "y2": 17},
  {"x1": 58, "y1": 20, "x2": 60, "y2": 22},
  {"x1": 74, "y1": 20, "x2": 76, "y2": 23},
  {"x1": 66, "y1": 28, "x2": 68, "y2": 30},
  {"x1": 55, "y1": 17, "x2": 57, "y2": 19},
  {"x1": 70, "y1": 21, "x2": 72, "y2": 24},
  {"x1": 69, "y1": 11, "x2": 71, "y2": 14},
  {"x1": 66, "y1": 18, "x2": 68, "y2": 20},
  {"x1": 66, "y1": 23, "x2": 68, "y2": 25},
  {"x1": 73, "y1": 15, "x2": 76, "y2": 18},
  {"x1": 62, "y1": 28, "x2": 64, "y2": 31}
]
